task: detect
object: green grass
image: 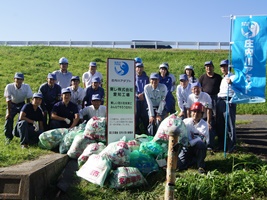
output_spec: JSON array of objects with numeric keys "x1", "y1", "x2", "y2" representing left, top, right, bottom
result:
[{"x1": 0, "y1": 46, "x2": 266, "y2": 199}]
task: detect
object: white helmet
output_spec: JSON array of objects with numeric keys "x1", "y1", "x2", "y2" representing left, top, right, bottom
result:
[{"x1": 59, "y1": 57, "x2": 68, "y2": 64}]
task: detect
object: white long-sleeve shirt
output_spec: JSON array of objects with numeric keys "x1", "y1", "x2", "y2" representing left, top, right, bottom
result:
[
  {"x1": 144, "y1": 83, "x2": 167, "y2": 117},
  {"x1": 176, "y1": 83, "x2": 191, "y2": 112},
  {"x1": 183, "y1": 117, "x2": 209, "y2": 146},
  {"x1": 79, "y1": 105, "x2": 106, "y2": 119}
]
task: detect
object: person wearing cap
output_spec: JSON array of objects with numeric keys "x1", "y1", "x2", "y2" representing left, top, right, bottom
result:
[
  {"x1": 144, "y1": 72, "x2": 168, "y2": 136},
  {"x1": 82, "y1": 62, "x2": 103, "y2": 88},
  {"x1": 158, "y1": 63, "x2": 176, "y2": 114},
  {"x1": 13, "y1": 93, "x2": 44, "y2": 148},
  {"x1": 162, "y1": 62, "x2": 177, "y2": 92},
  {"x1": 176, "y1": 74, "x2": 192, "y2": 118},
  {"x1": 216, "y1": 59, "x2": 237, "y2": 152},
  {"x1": 79, "y1": 94, "x2": 106, "y2": 121},
  {"x1": 135, "y1": 62, "x2": 149, "y2": 134},
  {"x1": 83, "y1": 76, "x2": 105, "y2": 107},
  {"x1": 53, "y1": 57, "x2": 72, "y2": 88},
  {"x1": 134, "y1": 57, "x2": 143, "y2": 64},
  {"x1": 4, "y1": 72, "x2": 33, "y2": 144},
  {"x1": 177, "y1": 102, "x2": 209, "y2": 174},
  {"x1": 184, "y1": 65, "x2": 198, "y2": 83},
  {"x1": 199, "y1": 60, "x2": 222, "y2": 149},
  {"x1": 38, "y1": 73, "x2": 62, "y2": 130},
  {"x1": 67, "y1": 76, "x2": 85, "y2": 110},
  {"x1": 186, "y1": 82, "x2": 212, "y2": 128},
  {"x1": 50, "y1": 88, "x2": 79, "y2": 129}
]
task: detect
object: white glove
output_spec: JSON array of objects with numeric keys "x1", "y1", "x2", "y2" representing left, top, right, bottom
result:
[
  {"x1": 33, "y1": 121, "x2": 39, "y2": 132},
  {"x1": 64, "y1": 118, "x2": 71, "y2": 125}
]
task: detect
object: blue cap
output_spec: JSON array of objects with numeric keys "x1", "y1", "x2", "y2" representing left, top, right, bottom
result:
[
  {"x1": 179, "y1": 74, "x2": 188, "y2": 81},
  {"x1": 61, "y1": 88, "x2": 71, "y2": 94},
  {"x1": 136, "y1": 62, "x2": 144, "y2": 67},
  {"x1": 204, "y1": 61, "x2": 213, "y2": 66},
  {"x1": 92, "y1": 77, "x2": 100, "y2": 83},
  {"x1": 134, "y1": 57, "x2": 142, "y2": 63},
  {"x1": 14, "y1": 72, "x2": 24, "y2": 79},
  {"x1": 59, "y1": 57, "x2": 68, "y2": 64},
  {"x1": 33, "y1": 93, "x2": 43, "y2": 99},
  {"x1": 191, "y1": 82, "x2": 202, "y2": 88},
  {"x1": 150, "y1": 73, "x2": 159, "y2": 79},
  {"x1": 71, "y1": 76, "x2": 80, "y2": 81},
  {"x1": 47, "y1": 73, "x2": 56, "y2": 80},
  {"x1": 92, "y1": 94, "x2": 101, "y2": 101},
  {"x1": 220, "y1": 59, "x2": 229, "y2": 66},
  {"x1": 89, "y1": 62, "x2": 97, "y2": 67}
]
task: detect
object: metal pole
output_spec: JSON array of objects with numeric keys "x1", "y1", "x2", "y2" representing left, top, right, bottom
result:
[
  {"x1": 224, "y1": 15, "x2": 234, "y2": 158},
  {"x1": 164, "y1": 126, "x2": 180, "y2": 200}
]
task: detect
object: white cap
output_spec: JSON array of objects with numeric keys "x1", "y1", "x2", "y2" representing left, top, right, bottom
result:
[
  {"x1": 59, "y1": 57, "x2": 68, "y2": 64},
  {"x1": 159, "y1": 63, "x2": 168, "y2": 69},
  {"x1": 184, "y1": 65, "x2": 194, "y2": 70}
]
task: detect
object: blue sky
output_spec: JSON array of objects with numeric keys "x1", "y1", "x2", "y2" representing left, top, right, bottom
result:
[{"x1": 1, "y1": 0, "x2": 267, "y2": 42}]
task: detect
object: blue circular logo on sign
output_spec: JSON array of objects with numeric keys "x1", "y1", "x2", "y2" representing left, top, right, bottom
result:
[
  {"x1": 241, "y1": 21, "x2": 260, "y2": 38},
  {"x1": 114, "y1": 61, "x2": 129, "y2": 76}
]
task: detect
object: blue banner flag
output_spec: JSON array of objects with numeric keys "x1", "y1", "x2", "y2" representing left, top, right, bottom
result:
[{"x1": 231, "y1": 15, "x2": 267, "y2": 103}]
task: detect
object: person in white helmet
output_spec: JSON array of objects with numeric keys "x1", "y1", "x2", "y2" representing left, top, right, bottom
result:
[{"x1": 53, "y1": 57, "x2": 72, "y2": 89}]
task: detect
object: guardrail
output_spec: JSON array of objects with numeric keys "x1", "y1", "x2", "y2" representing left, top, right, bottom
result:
[{"x1": 0, "y1": 41, "x2": 230, "y2": 49}]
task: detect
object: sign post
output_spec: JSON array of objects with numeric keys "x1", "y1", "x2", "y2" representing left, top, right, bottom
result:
[{"x1": 106, "y1": 58, "x2": 135, "y2": 144}]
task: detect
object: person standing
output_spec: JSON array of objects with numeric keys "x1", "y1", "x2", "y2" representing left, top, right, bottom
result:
[
  {"x1": 199, "y1": 61, "x2": 222, "y2": 149},
  {"x1": 67, "y1": 76, "x2": 85, "y2": 111},
  {"x1": 184, "y1": 65, "x2": 198, "y2": 83},
  {"x1": 176, "y1": 74, "x2": 192, "y2": 119},
  {"x1": 38, "y1": 73, "x2": 61, "y2": 130},
  {"x1": 216, "y1": 59, "x2": 237, "y2": 152},
  {"x1": 178, "y1": 102, "x2": 209, "y2": 174},
  {"x1": 158, "y1": 63, "x2": 176, "y2": 114},
  {"x1": 50, "y1": 88, "x2": 79, "y2": 129},
  {"x1": 144, "y1": 73, "x2": 168, "y2": 136},
  {"x1": 83, "y1": 77, "x2": 104, "y2": 107},
  {"x1": 53, "y1": 57, "x2": 72, "y2": 89},
  {"x1": 13, "y1": 93, "x2": 44, "y2": 148},
  {"x1": 82, "y1": 62, "x2": 103, "y2": 88},
  {"x1": 199, "y1": 61, "x2": 222, "y2": 113},
  {"x1": 4, "y1": 72, "x2": 33, "y2": 144},
  {"x1": 135, "y1": 62, "x2": 149, "y2": 134}
]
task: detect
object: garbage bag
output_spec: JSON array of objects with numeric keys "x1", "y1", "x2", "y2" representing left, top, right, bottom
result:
[
  {"x1": 108, "y1": 167, "x2": 147, "y2": 189},
  {"x1": 78, "y1": 142, "x2": 106, "y2": 167},
  {"x1": 129, "y1": 150, "x2": 159, "y2": 176},
  {"x1": 76, "y1": 154, "x2": 111, "y2": 187},
  {"x1": 38, "y1": 128, "x2": 68, "y2": 150}
]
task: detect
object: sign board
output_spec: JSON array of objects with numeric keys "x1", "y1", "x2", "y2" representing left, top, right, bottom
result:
[{"x1": 107, "y1": 58, "x2": 135, "y2": 144}]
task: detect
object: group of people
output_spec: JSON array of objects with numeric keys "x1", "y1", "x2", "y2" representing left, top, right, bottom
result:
[
  {"x1": 4, "y1": 57, "x2": 106, "y2": 148},
  {"x1": 4, "y1": 55, "x2": 237, "y2": 174},
  {"x1": 135, "y1": 57, "x2": 237, "y2": 173}
]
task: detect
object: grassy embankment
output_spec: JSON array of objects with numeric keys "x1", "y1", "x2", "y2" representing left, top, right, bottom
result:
[{"x1": 0, "y1": 46, "x2": 266, "y2": 199}]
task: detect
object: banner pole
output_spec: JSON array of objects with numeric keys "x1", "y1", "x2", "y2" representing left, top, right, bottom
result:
[{"x1": 224, "y1": 15, "x2": 234, "y2": 158}]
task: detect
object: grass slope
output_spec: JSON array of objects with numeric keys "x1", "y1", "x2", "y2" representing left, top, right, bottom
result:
[{"x1": 0, "y1": 46, "x2": 266, "y2": 199}]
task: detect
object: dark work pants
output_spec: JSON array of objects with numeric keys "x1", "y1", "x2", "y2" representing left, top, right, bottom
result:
[
  {"x1": 4, "y1": 102, "x2": 24, "y2": 140},
  {"x1": 178, "y1": 141, "x2": 207, "y2": 169},
  {"x1": 13, "y1": 120, "x2": 42, "y2": 145},
  {"x1": 216, "y1": 98, "x2": 236, "y2": 150},
  {"x1": 50, "y1": 119, "x2": 70, "y2": 129},
  {"x1": 135, "y1": 100, "x2": 149, "y2": 134}
]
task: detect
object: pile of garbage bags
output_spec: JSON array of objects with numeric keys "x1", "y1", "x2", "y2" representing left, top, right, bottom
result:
[{"x1": 38, "y1": 113, "x2": 188, "y2": 189}]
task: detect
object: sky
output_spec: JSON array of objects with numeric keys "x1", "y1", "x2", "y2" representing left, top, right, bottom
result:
[{"x1": 1, "y1": 0, "x2": 267, "y2": 43}]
